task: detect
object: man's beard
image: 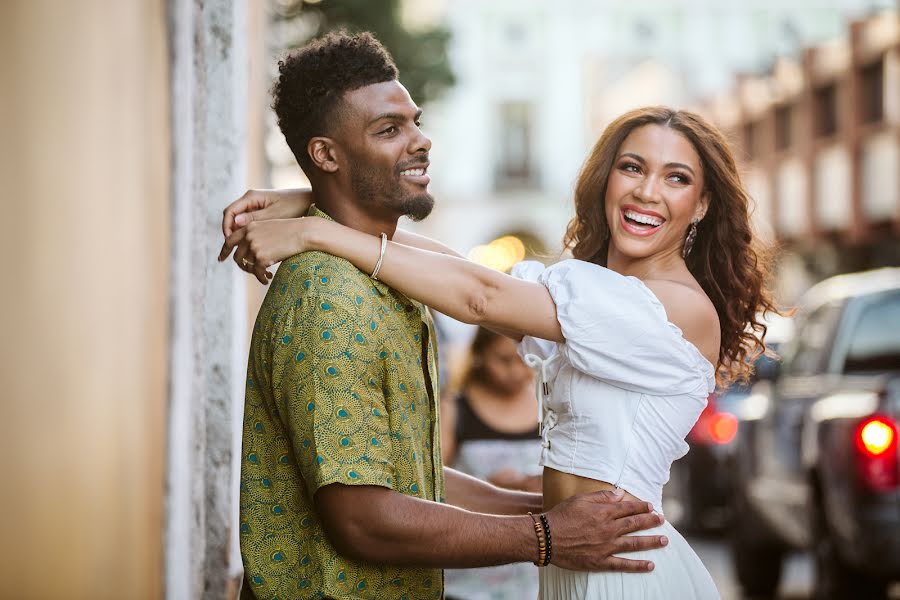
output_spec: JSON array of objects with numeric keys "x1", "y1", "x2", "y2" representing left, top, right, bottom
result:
[{"x1": 349, "y1": 161, "x2": 434, "y2": 222}]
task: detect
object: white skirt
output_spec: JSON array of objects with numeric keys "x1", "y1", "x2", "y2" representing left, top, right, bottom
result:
[{"x1": 539, "y1": 520, "x2": 720, "y2": 599}]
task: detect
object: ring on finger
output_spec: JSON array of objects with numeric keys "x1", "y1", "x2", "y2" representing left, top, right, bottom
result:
[{"x1": 242, "y1": 257, "x2": 255, "y2": 268}]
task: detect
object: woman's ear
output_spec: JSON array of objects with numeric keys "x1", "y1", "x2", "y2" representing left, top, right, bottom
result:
[
  {"x1": 308, "y1": 137, "x2": 339, "y2": 173},
  {"x1": 696, "y1": 192, "x2": 710, "y2": 221}
]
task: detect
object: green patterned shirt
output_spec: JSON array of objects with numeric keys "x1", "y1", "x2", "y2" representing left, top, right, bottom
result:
[{"x1": 240, "y1": 208, "x2": 445, "y2": 600}]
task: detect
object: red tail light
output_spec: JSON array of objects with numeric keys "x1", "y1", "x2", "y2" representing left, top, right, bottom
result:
[
  {"x1": 709, "y1": 412, "x2": 739, "y2": 445},
  {"x1": 855, "y1": 415, "x2": 899, "y2": 491},
  {"x1": 688, "y1": 394, "x2": 738, "y2": 445}
]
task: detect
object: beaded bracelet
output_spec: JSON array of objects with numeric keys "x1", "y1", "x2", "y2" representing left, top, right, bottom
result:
[
  {"x1": 539, "y1": 513, "x2": 552, "y2": 566},
  {"x1": 527, "y1": 512, "x2": 547, "y2": 566}
]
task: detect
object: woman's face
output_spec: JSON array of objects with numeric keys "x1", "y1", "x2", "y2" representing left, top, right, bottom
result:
[
  {"x1": 604, "y1": 124, "x2": 708, "y2": 261},
  {"x1": 478, "y1": 336, "x2": 533, "y2": 396}
]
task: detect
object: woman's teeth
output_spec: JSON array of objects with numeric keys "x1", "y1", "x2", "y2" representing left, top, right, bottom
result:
[{"x1": 624, "y1": 210, "x2": 663, "y2": 227}]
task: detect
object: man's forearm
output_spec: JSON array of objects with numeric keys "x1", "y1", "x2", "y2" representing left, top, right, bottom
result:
[
  {"x1": 444, "y1": 467, "x2": 542, "y2": 515},
  {"x1": 316, "y1": 484, "x2": 538, "y2": 568}
]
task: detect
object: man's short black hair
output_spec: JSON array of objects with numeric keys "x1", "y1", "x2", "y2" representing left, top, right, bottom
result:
[{"x1": 272, "y1": 30, "x2": 399, "y2": 173}]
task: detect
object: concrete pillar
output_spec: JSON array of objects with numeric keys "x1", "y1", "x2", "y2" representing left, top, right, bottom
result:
[{"x1": 167, "y1": 0, "x2": 249, "y2": 597}]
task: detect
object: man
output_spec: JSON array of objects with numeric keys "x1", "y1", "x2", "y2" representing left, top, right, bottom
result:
[{"x1": 221, "y1": 31, "x2": 666, "y2": 599}]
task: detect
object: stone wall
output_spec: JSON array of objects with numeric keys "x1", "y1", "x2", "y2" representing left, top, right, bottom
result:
[{"x1": 167, "y1": 0, "x2": 250, "y2": 597}]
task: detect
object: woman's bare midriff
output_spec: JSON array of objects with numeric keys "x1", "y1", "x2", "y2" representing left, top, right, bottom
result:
[{"x1": 542, "y1": 466, "x2": 643, "y2": 511}]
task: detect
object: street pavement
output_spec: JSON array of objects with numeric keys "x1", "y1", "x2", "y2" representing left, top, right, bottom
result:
[
  {"x1": 687, "y1": 535, "x2": 900, "y2": 599},
  {"x1": 687, "y1": 534, "x2": 813, "y2": 600}
]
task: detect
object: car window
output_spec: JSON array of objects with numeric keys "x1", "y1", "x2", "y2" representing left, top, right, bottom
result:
[
  {"x1": 783, "y1": 302, "x2": 842, "y2": 376},
  {"x1": 842, "y1": 291, "x2": 900, "y2": 372}
]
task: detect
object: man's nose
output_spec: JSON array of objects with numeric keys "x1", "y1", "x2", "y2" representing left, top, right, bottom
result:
[{"x1": 411, "y1": 128, "x2": 432, "y2": 154}]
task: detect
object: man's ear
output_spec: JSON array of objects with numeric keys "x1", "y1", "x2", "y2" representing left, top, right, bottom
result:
[{"x1": 308, "y1": 137, "x2": 339, "y2": 173}]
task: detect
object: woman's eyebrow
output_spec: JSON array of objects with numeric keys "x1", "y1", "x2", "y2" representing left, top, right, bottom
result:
[{"x1": 619, "y1": 152, "x2": 695, "y2": 176}]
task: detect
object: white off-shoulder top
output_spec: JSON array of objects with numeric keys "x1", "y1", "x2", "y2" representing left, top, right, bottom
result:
[{"x1": 512, "y1": 259, "x2": 716, "y2": 512}]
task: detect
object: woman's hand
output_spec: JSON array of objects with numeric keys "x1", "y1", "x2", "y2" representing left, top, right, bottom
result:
[
  {"x1": 221, "y1": 188, "x2": 312, "y2": 237},
  {"x1": 218, "y1": 218, "x2": 316, "y2": 284}
]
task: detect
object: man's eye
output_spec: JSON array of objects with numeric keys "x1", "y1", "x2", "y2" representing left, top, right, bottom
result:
[{"x1": 380, "y1": 126, "x2": 398, "y2": 135}]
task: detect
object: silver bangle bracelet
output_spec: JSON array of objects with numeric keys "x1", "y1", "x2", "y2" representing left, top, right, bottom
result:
[{"x1": 371, "y1": 233, "x2": 388, "y2": 280}]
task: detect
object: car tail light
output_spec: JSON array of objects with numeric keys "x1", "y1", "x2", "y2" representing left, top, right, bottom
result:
[
  {"x1": 688, "y1": 394, "x2": 738, "y2": 445},
  {"x1": 855, "y1": 415, "x2": 899, "y2": 491},
  {"x1": 709, "y1": 412, "x2": 739, "y2": 445}
]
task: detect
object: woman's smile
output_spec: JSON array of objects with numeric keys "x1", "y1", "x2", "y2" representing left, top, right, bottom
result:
[{"x1": 620, "y1": 204, "x2": 666, "y2": 237}]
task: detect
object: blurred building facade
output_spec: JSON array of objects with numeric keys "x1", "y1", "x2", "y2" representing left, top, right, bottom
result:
[
  {"x1": 412, "y1": 0, "x2": 896, "y2": 263},
  {"x1": 706, "y1": 11, "x2": 900, "y2": 303}
]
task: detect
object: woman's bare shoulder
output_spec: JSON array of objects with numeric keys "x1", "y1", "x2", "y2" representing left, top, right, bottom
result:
[{"x1": 642, "y1": 279, "x2": 720, "y2": 364}]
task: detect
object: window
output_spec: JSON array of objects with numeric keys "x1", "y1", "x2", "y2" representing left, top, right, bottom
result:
[
  {"x1": 783, "y1": 302, "x2": 843, "y2": 376},
  {"x1": 743, "y1": 121, "x2": 761, "y2": 161},
  {"x1": 814, "y1": 84, "x2": 837, "y2": 138},
  {"x1": 494, "y1": 102, "x2": 535, "y2": 188},
  {"x1": 775, "y1": 104, "x2": 794, "y2": 152},
  {"x1": 860, "y1": 58, "x2": 884, "y2": 125},
  {"x1": 843, "y1": 291, "x2": 900, "y2": 372}
]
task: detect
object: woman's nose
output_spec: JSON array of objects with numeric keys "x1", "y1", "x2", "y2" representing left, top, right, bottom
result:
[{"x1": 633, "y1": 177, "x2": 662, "y2": 203}]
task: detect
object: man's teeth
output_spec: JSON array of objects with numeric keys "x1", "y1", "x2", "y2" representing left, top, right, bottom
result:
[
  {"x1": 401, "y1": 168, "x2": 426, "y2": 176},
  {"x1": 624, "y1": 210, "x2": 663, "y2": 227}
]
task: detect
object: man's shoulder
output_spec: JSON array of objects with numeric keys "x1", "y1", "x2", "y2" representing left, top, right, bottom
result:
[
  {"x1": 272, "y1": 251, "x2": 370, "y2": 289},
  {"x1": 262, "y1": 251, "x2": 381, "y2": 314}
]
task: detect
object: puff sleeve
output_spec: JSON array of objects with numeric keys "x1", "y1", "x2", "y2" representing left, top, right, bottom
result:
[
  {"x1": 538, "y1": 259, "x2": 714, "y2": 396},
  {"x1": 510, "y1": 260, "x2": 558, "y2": 361}
]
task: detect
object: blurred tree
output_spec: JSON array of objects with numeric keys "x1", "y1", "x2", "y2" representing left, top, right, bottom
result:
[{"x1": 273, "y1": 0, "x2": 455, "y2": 105}]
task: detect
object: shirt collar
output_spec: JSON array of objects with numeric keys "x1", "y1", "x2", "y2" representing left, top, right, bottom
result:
[{"x1": 307, "y1": 203, "x2": 391, "y2": 296}]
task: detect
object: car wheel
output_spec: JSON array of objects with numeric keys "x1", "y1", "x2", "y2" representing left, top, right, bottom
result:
[
  {"x1": 730, "y1": 489, "x2": 783, "y2": 597},
  {"x1": 810, "y1": 497, "x2": 887, "y2": 600}
]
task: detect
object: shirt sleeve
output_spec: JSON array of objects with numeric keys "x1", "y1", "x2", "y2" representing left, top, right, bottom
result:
[
  {"x1": 539, "y1": 259, "x2": 714, "y2": 396},
  {"x1": 269, "y1": 285, "x2": 396, "y2": 495},
  {"x1": 510, "y1": 260, "x2": 558, "y2": 361}
]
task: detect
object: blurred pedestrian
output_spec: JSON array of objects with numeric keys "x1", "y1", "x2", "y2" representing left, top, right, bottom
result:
[{"x1": 442, "y1": 326, "x2": 542, "y2": 600}]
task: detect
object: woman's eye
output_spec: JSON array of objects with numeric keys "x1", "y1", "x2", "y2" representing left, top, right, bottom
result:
[
  {"x1": 620, "y1": 163, "x2": 640, "y2": 173},
  {"x1": 669, "y1": 173, "x2": 690, "y2": 184}
]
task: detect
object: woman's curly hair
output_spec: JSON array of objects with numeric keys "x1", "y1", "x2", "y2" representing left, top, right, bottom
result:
[
  {"x1": 272, "y1": 30, "x2": 398, "y2": 173},
  {"x1": 563, "y1": 107, "x2": 780, "y2": 386}
]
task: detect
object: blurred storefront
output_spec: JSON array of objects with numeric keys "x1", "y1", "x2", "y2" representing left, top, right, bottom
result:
[{"x1": 705, "y1": 11, "x2": 900, "y2": 302}]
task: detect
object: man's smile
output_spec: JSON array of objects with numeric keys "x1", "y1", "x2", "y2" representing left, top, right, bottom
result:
[{"x1": 399, "y1": 162, "x2": 430, "y2": 186}]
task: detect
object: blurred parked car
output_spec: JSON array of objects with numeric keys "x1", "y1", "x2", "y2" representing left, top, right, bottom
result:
[
  {"x1": 664, "y1": 315, "x2": 793, "y2": 533},
  {"x1": 730, "y1": 268, "x2": 900, "y2": 599},
  {"x1": 665, "y1": 392, "x2": 738, "y2": 531}
]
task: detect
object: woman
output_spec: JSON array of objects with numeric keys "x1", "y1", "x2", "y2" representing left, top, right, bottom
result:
[
  {"x1": 442, "y1": 327, "x2": 541, "y2": 492},
  {"x1": 220, "y1": 107, "x2": 778, "y2": 598},
  {"x1": 443, "y1": 327, "x2": 542, "y2": 600}
]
